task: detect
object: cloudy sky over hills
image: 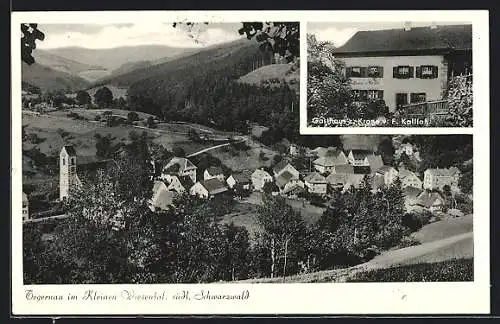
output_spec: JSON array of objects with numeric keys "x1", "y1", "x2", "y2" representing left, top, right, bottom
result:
[
  {"x1": 308, "y1": 21, "x2": 470, "y2": 47},
  {"x1": 37, "y1": 22, "x2": 244, "y2": 49}
]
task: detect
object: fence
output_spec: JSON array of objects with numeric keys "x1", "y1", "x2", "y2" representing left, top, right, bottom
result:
[{"x1": 400, "y1": 100, "x2": 449, "y2": 120}]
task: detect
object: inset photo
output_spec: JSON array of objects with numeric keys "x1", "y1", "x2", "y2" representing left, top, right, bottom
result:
[{"x1": 306, "y1": 21, "x2": 472, "y2": 128}]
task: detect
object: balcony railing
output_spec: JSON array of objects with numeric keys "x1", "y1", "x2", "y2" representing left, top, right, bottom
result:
[{"x1": 399, "y1": 100, "x2": 449, "y2": 119}]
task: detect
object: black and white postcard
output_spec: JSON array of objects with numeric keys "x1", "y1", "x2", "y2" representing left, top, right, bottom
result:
[
  {"x1": 302, "y1": 13, "x2": 487, "y2": 133},
  {"x1": 11, "y1": 10, "x2": 489, "y2": 316}
]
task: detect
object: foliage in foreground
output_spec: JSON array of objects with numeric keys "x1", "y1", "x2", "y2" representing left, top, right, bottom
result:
[{"x1": 346, "y1": 259, "x2": 473, "y2": 282}]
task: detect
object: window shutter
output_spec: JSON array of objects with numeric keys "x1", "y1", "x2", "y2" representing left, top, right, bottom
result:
[
  {"x1": 361, "y1": 67, "x2": 368, "y2": 77},
  {"x1": 346, "y1": 67, "x2": 352, "y2": 78},
  {"x1": 378, "y1": 66, "x2": 383, "y2": 77},
  {"x1": 432, "y1": 66, "x2": 438, "y2": 78},
  {"x1": 393, "y1": 66, "x2": 398, "y2": 78},
  {"x1": 408, "y1": 66, "x2": 414, "y2": 78},
  {"x1": 416, "y1": 66, "x2": 422, "y2": 78}
]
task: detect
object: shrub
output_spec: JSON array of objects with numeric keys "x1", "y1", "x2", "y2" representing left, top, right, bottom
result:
[
  {"x1": 146, "y1": 116, "x2": 157, "y2": 128},
  {"x1": 26, "y1": 133, "x2": 45, "y2": 144},
  {"x1": 346, "y1": 259, "x2": 473, "y2": 282},
  {"x1": 57, "y1": 128, "x2": 70, "y2": 139},
  {"x1": 94, "y1": 115, "x2": 101, "y2": 121},
  {"x1": 397, "y1": 235, "x2": 421, "y2": 249},
  {"x1": 172, "y1": 146, "x2": 185, "y2": 157},
  {"x1": 402, "y1": 210, "x2": 432, "y2": 232},
  {"x1": 127, "y1": 111, "x2": 139, "y2": 123}
]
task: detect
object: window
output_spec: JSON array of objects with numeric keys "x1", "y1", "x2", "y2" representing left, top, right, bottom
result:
[
  {"x1": 348, "y1": 66, "x2": 362, "y2": 77},
  {"x1": 62, "y1": 158, "x2": 65, "y2": 166},
  {"x1": 367, "y1": 90, "x2": 383, "y2": 100},
  {"x1": 367, "y1": 66, "x2": 383, "y2": 78},
  {"x1": 393, "y1": 66, "x2": 414, "y2": 79},
  {"x1": 396, "y1": 93, "x2": 408, "y2": 107},
  {"x1": 416, "y1": 65, "x2": 438, "y2": 79},
  {"x1": 70, "y1": 158, "x2": 75, "y2": 166},
  {"x1": 352, "y1": 90, "x2": 368, "y2": 101},
  {"x1": 410, "y1": 93, "x2": 426, "y2": 103}
]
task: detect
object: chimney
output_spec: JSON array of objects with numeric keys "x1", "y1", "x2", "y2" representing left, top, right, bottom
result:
[
  {"x1": 404, "y1": 21, "x2": 412, "y2": 31},
  {"x1": 430, "y1": 22, "x2": 438, "y2": 29}
]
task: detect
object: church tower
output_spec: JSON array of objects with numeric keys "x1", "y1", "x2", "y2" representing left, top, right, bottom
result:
[{"x1": 60, "y1": 145, "x2": 78, "y2": 200}]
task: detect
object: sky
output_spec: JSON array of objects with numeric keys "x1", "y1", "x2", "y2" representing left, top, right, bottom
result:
[
  {"x1": 308, "y1": 21, "x2": 470, "y2": 47},
  {"x1": 36, "y1": 22, "x2": 245, "y2": 49}
]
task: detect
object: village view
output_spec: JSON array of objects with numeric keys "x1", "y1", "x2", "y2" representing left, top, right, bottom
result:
[{"x1": 21, "y1": 22, "x2": 473, "y2": 284}]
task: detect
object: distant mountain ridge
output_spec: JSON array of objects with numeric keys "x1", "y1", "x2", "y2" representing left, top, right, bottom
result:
[
  {"x1": 43, "y1": 45, "x2": 197, "y2": 72},
  {"x1": 21, "y1": 62, "x2": 91, "y2": 93}
]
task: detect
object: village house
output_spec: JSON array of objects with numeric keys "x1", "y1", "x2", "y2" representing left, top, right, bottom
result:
[
  {"x1": 275, "y1": 170, "x2": 304, "y2": 194},
  {"x1": 161, "y1": 174, "x2": 194, "y2": 194},
  {"x1": 313, "y1": 149, "x2": 349, "y2": 174},
  {"x1": 334, "y1": 24, "x2": 472, "y2": 112},
  {"x1": 403, "y1": 186, "x2": 424, "y2": 210},
  {"x1": 273, "y1": 160, "x2": 300, "y2": 180},
  {"x1": 281, "y1": 182, "x2": 306, "y2": 198},
  {"x1": 326, "y1": 164, "x2": 355, "y2": 188},
  {"x1": 398, "y1": 168, "x2": 423, "y2": 189},
  {"x1": 310, "y1": 146, "x2": 342, "y2": 158},
  {"x1": 161, "y1": 157, "x2": 197, "y2": 183},
  {"x1": 204, "y1": 166, "x2": 225, "y2": 182},
  {"x1": 149, "y1": 181, "x2": 179, "y2": 211},
  {"x1": 304, "y1": 172, "x2": 328, "y2": 195},
  {"x1": 189, "y1": 178, "x2": 228, "y2": 199},
  {"x1": 376, "y1": 165, "x2": 399, "y2": 186},
  {"x1": 226, "y1": 172, "x2": 252, "y2": 190},
  {"x1": 366, "y1": 154, "x2": 384, "y2": 173},
  {"x1": 414, "y1": 190, "x2": 446, "y2": 212},
  {"x1": 251, "y1": 168, "x2": 273, "y2": 191},
  {"x1": 343, "y1": 174, "x2": 366, "y2": 191},
  {"x1": 423, "y1": 167, "x2": 461, "y2": 191},
  {"x1": 22, "y1": 192, "x2": 29, "y2": 221},
  {"x1": 371, "y1": 173, "x2": 386, "y2": 192},
  {"x1": 347, "y1": 149, "x2": 376, "y2": 166}
]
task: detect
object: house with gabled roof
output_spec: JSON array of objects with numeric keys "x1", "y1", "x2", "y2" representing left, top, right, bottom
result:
[
  {"x1": 281, "y1": 182, "x2": 306, "y2": 198},
  {"x1": 161, "y1": 157, "x2": 197, "y2": 183},
  {"x1": 161, "y1": 174, "x2": 194, "y2": 194},
  {"x1": 204, "y1": 166, "x2": 225, "y2": 182},
  {"x1": 304, "y1": 172, "x2": 328, "y2": 195},
  {"x1": 398, "y1": 168, "x2": 423, "y2": 189},
  {"x1": 376, "y1": 165, "x2": 399, "y2": 186},
  {"x1": 272, "y1": 160, "x2": 300, "y2": 180},
  {"x1": 149, "y1": 181, "x2": 179, "y2": 211},
  {"x1": 414, "y1": 190, "x2": 445, "y2": 211},
  {"x1": 347, "y1": 149, "x2": 375, "y2": 166},
  {"x1": 251, "y1": 168, "x2": 273, "y2": 191},
  {"x1": 275, "y1": 170, "x2": 304, "y2": 194},
  {"x1": 342, "y1": 174, "x2": 366, "y2": 191},
  {"x1": 335, "y1": 24, "x2": 472, "y2": 111},
  {"x1": 423, "y1": 166, "x2": 461, "y2": 191},
  {"x1": 313, "y1": 149, "x2": 349, "y2": 174},
  {"x1": 227, "y1": 172, "x2": 252, "y2": 190},
  {"x1": 366, "y1": 154, "x2": 384, "y2": 173},
  {"x1": 403, "y1": 186, "x2": 424, "y2": 210},
  {"x1": 189, "y1": 178, "x2": 229, "y2": 199}
]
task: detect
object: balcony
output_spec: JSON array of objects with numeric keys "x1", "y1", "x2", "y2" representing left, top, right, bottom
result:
[{"x1": 399, "y1": 100, "x2": 449, "y2": 119}]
